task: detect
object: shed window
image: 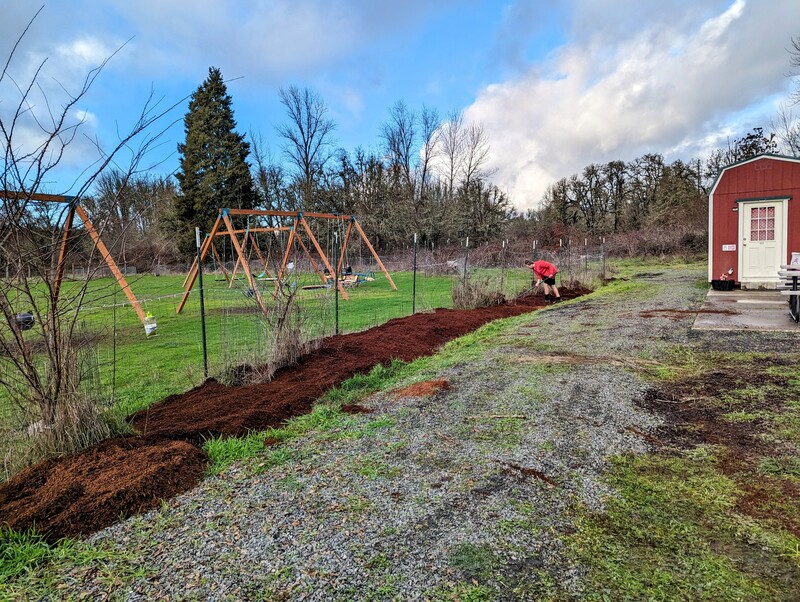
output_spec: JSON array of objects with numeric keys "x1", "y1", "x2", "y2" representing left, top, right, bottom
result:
[{"x1": 750, "y1": 206, "x2": 775, "y2": 241}]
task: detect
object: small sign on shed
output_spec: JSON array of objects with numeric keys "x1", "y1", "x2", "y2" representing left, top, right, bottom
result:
[{"x1": 722, "y1": 244, "x2": 736, "y2": 251}]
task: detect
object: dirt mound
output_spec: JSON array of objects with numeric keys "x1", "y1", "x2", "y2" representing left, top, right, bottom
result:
[
  {"x1": 0, "y1": 438, "x2": 206, "y2": 541},
  {"x1": 393, "y1": 379, "x2": 451, "y2": 398},
  {"x1": 0, "y1": 288, "x2": 585, "y2": 540}
]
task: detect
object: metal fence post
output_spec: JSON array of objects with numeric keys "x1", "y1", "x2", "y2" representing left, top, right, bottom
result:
[
  {"x1": 463, "y1": 236, "x2": 470, "y2": 284},
  {"x1": 500, "y1": 239, "x2": 506, "y2": 295},
  {"x1": 412, "y1": 233, "x2": 418, "y2": 315},
  {"x1": 601, "y1": 237, "x2": 606, "y2": 281},
  {"x1": 584, "y1": 238, "x2": 588, "y2": 271},
  {"x1": 334, "y1": 230, "x2": 340, "y2": 335},
  {"x1": 195, "y1": 227, "x2": 208, "y2": 379}
]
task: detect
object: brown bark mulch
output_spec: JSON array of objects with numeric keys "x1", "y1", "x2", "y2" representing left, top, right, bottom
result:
[{"x1": 1, "y1": 290, "x2": 584, "y2": 541}]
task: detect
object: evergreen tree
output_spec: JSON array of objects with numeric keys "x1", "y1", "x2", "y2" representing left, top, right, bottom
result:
[{"x1": 174, "y1": 67, "x2": 255, "y2": 256}]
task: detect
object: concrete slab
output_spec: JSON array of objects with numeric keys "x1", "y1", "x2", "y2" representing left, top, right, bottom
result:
[{"x1": 692, "y1": 289, "x2": 800, "y2": 332}]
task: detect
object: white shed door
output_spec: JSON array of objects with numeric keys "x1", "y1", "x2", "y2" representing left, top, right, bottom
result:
[{"x1": 741, "y1": 201, "x2": 782, "y2": 279}]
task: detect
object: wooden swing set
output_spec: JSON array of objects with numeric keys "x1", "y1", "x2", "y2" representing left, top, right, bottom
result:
[
  {"x1": 0, "y1": 191, "x2": 147, "y2": 324},
  {"x1": 183, "y1": 224, "x2": 291, "y2": 288},
  {"x1": 177, "y1": 208, "x2": 396, "y2": 314}
]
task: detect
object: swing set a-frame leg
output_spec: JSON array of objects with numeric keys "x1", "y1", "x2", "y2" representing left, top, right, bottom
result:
[
  {"x1": 353, "y1": 218, "x2": 396, "y2": 290},
  {"x1": 223, "y1": 213, "x2": 267, "y2": 314},
  {"x1": 177, "y1": 215, "x2": 223, "y2": 314}
]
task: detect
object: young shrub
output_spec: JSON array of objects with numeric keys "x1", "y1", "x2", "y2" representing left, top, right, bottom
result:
[{"x1": 451, "y1": 276, "x2": 506, "y2": 310}]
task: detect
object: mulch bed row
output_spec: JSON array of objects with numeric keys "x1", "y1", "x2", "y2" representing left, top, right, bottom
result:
[{"x1": 0, "y1": 291, "x2": 583, "y2": 541}]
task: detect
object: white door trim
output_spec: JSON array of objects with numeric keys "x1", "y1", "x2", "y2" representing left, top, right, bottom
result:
[{"x1": 737, "y1": 197, "x2": 788, "y2": 287}]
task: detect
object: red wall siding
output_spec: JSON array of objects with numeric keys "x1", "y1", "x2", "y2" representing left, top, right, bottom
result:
[{"x1": 711, "y1": 158, "x2": 800, "y2": 281}]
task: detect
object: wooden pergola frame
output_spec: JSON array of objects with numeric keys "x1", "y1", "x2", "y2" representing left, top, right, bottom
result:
[
  {"x1": 0, "y1": 190, "x2": 146, "y2": 324},
  {"x1": 177, "y1": 208, "x2": 397, "y2": 314}
]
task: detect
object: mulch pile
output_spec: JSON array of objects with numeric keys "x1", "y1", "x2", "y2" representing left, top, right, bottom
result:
[
  {"x1": 0, "y1": 290, "x2": 584, "y2": 541},
  {"x1": 0, "y1": 439, "x2": 206, "y2": 541}
]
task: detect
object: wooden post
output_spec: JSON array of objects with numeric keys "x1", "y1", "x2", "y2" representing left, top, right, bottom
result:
[{"x1": 74, "y1": 206, "x2": 146, "y2": 324}]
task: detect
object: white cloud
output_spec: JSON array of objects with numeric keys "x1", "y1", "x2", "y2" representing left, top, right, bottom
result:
[
  {"x1": 56, "y1": 37, "x2": 117, "y2": 69},
  {"x1": 467, "y1": 0, "x2": 800, "y2": 211}
]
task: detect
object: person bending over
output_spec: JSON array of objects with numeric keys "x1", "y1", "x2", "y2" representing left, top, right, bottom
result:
[{"x1": 525, "y1": 259, "x2": 562, "y2": 303}]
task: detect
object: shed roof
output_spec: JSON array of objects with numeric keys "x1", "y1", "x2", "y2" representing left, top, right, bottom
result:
[{"x1": 709, "y1": 153, "x2": 800, "y2": 198}]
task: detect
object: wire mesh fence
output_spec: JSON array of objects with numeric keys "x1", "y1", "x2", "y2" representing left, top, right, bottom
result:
[{"x1": 1, "y1": 235, "x2": 607, "y2": 425}]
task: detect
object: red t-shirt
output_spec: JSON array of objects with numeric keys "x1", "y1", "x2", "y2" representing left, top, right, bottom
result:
[{"x1": 532, "y1": 260, "x2": 557, "y2": 279}]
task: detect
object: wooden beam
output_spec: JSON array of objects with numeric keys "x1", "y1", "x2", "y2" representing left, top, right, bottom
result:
[
  {"x1": 225, "y1": 208, "x2": 351, "y2": 220},
  {"x1": 74, "y1": 206, "x2": 146, "y2": 324},
  {"x1": 53, "y1": 205, "x2": 76, "y2": 303},
  {"x1": 299, "y1": 216, "x2": 348, "y2": 300},
  {"x1": 176, "y1": 216, "x2": 223, "y2": 314},
  {"x1": 353, "y1": 219, "x2": 396, "y2": 290},
  {"x1": 277, "y1": 220, "x2": 296, "y2": 283},
  {"x1": 294, "y1": 233, "x2": 324, "y2": 280},
  {"x1": 337, "y1": 220, "x2": 354, "y2": 277},
  {"x1": 0, "y1": 190, "x2": 76, "y2": 204},
  {"x1": 215, "y1": 227, "x2": 290, "y2": 235},
  {"x1": 181, "y1": 232, "x2": 215, "y2": 289},
  {"x1": 248, "y1": 232, "x2": 272, "y2": 278},
  {"x1": 223, "y1": 213, "x2": 268, "y2": 314}
]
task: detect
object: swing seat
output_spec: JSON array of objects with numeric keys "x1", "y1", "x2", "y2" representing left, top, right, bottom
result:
[
  {"x1": 341, "y1": 274, "x2": 361, "y2": 287},
  {"x1": 322, "y1": 273, "x2": 361, "y2": 287}
]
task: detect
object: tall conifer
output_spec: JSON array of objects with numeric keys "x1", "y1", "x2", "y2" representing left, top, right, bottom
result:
[{"x1": 174, "y1": 67, "x2": 254, "y2": 256}]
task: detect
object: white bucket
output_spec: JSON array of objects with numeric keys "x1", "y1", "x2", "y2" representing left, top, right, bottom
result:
[{"x1": 144, "y1": 315, "x2": 157, "y2": 336}]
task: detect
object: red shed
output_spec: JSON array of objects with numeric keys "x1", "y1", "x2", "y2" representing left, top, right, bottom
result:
[{"x1": 709, "y1": 153, "x2": 800, "y2": 288}]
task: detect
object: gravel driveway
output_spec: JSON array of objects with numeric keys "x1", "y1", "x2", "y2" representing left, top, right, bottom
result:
[{"x1": 64, "y1": 267, "x2": 728, "y2": 600}]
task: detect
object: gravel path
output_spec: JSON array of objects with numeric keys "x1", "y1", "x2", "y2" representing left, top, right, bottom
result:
[{"x1": 63, "y1": 267, "x2": 716, "y2": 600}]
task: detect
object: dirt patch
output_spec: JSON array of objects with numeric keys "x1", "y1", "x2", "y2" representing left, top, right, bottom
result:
[
  {"x1": 0, "y1": 438, "x2": 206, "y2": 542},
  {"x1": 393, "y1": 379, "x2": 451, "y2": 399},
  {"x1": 0, "y1": 287, "x2": 587, "y2": 540},
  {"x1": 341, "y1": 404, "x2": 374, "y2": 414},
  {"x1": 640, "y1": 364, "x2": 800, "y2": 537}
]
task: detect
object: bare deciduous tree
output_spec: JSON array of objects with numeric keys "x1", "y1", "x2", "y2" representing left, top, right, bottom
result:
[
  {"x1": 0, "y1": 9, "x2": 180, "y2": 475},
  {"x1": 381, "y1": 100, "x2": 416, "y2": 193},
  {"x1": 772, "y1": 103, "x2": 800, "y2": 156},
  {"x1": 276, "y1": 86, "x2": 336, "y2": 207},
  {"x1": 439, "y1": 110, "x2": 465, "y2": 200},
  {"x1": 417, "y1": 105, "x2": 441, "y2": 195},
  {"x1": 461, "y1": 123, "x2": 494, "y2": 190},
  {"x1": 790, "y1": 36, "x2": 800, "y2": 105}
]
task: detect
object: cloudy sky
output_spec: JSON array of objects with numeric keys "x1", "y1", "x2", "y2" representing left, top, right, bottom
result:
[{"x1": 2, "y1": 0, "x2": 798, "y2": 211}]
